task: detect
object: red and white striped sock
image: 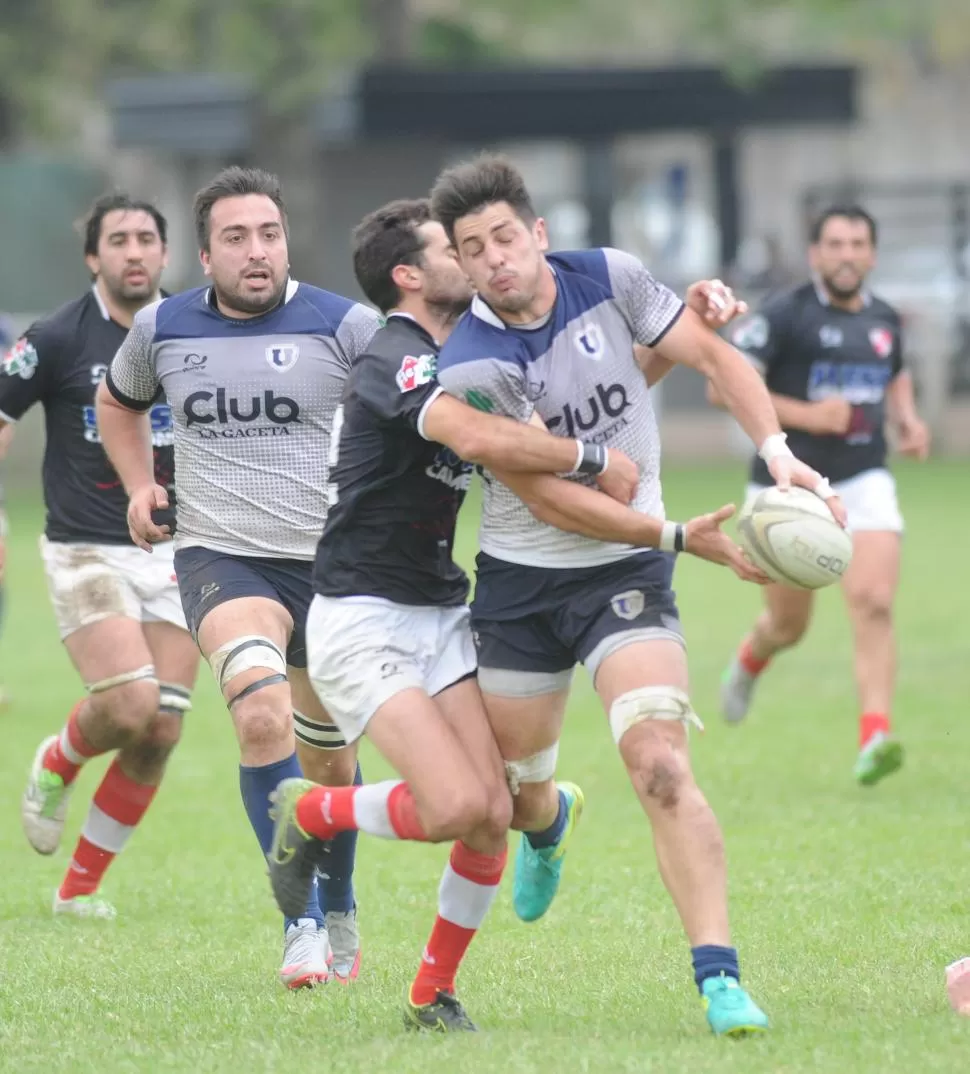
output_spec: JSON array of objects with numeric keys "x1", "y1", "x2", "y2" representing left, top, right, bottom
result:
[
  {"x1": 295, "y1": 780, "x2": 428, "y2": 841},
  {"x1": 58, "y1": 760, "x2": 158, "y2": 900},
  {"x1": 43, "y1": 701, "x2": 104, "y2": 786},
  {"x1": 410, "y1": 841, "x2": 508, "y2": 1006}
]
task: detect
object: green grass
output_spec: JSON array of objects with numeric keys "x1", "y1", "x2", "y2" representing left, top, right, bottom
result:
[{"x1": 1, "y1": 460, "x2": 969, "y2": 1073}]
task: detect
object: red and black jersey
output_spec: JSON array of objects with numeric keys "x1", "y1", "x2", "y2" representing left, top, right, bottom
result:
[
  {"x1": 0, "y1": 287, "x2": 175, "y2": 544},
  {"x1": 313, "y1": 313, "x2": 471, "y2": 607},
  {"x1": 733, "y1": 280, "x2": 905, "y2": 485}
]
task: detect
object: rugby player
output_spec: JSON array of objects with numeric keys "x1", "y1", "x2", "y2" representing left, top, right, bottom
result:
[
  {"x1": 266, "y1": 198, "x2": 775, "y2": 1032},
  {"x1": 423, "y1": 154, "x2": 845, "y2": 1036},
  {"x1": 7, "y1": 195, "x2": 198, "y2": 919},
  {"x1": 712, "y1": 205, "x2": 930, "y2": 786},
  {"x1": 96, "y1": 168, "x2": 376, "y2": 987}
]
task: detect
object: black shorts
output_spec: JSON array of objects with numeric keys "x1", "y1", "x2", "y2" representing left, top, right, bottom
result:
[
  {"x1": 174, "y1": 546, "x2": 313, "y2": 667},
  {"x1": 471, "y1": 550, "x2": 683, "y2": 678}
]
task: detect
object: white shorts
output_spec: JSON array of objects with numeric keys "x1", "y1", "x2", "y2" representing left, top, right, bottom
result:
[
  {"x1": 306, "y1": 594, "x2": 477, "y2": 746},
  {"x1": 747, "y1": 467, "x2": 903, "y2": 535},
  {"x1": 40, "y1": 537, "x2": 188, "y2": 640}
]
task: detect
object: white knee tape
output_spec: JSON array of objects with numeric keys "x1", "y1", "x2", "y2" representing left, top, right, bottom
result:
[
  {"x1": 504, "y1": 742, "x2": 560, "y2": 796},
  {"x1": 159, "y1": 682, "x2": 193, "y2": 716},
  {"x1": 608, "y1": 686, "x2": 704, "y2": 746},
  {"x1": 210, "y1": 635, "x2": 286, "y2": 690},
  {"x1": 87, "y1": 664, "x2": 157, "y2": 695}
]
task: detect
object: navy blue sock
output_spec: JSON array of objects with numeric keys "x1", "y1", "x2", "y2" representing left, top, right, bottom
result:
[
  {"x1": 318, "y1": 762, "x2": 361, "y2": 915},
  {"x1": 692, "y1": 944, "x2": 740, "y2": 993},
  {"x1": 239, "y1": 754, "x2": 324, "y2": 930},
  {"x1": 525, "y1": 789, "x2": 568, "y2": 850}
]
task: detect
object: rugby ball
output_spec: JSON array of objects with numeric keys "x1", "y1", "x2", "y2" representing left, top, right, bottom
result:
[{"x1": 736, "y1": 487, "x2": 852, "y2": 590}]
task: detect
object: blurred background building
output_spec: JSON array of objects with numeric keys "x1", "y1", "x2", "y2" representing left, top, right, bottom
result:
[{"x1": 2, "y1": 0, "x2": 970, "y2": 484}]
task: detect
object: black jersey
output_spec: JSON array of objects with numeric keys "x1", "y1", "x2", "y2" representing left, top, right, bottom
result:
[
  {"x1": 0, "y1": 288, "x2": 175, "y2": 544},
  {"x1": 732, "y1": 281, "x2": 904, "y2": 485},
  {"x1": 313, "y1": 314, "x2": 472, "y2": 607}
]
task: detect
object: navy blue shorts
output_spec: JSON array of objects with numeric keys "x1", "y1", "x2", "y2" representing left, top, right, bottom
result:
[
  {"x1": 174, "y1": 547, "x2": 313, "y2": 667},
  {"x1": 471, "y1": 550, "x2": 683, "y2": 677}
]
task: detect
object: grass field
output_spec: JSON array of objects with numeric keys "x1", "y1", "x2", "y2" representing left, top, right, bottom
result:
[{"x1": 1, "y1": 460, "x2": 968, "y2": 1073}]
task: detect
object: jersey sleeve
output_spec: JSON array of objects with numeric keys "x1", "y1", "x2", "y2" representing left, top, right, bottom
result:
[
  {"x1": 728, "y1": 297, "x2": 791, "y2": 376},
  {"x1": 354, "y1": 350, "x2": 443, "y2": 438},
  {"x1": 888, "y1": 310, "x2": 905, "y2": 376},
  {"x1": 105, "y1": 303, "x2": 161, "y2": 411},
  {"x1": 334, "y1": 303, "x2": 382, "y2": 371},
  {"x1": 0, "y1": 322, "x2": 53, "y2": 422},
  {"x1": 436, "y1": 342, "x2": 532, "y2": 424},
  {"x1": 602, "y1": 247, "x2": 685, "y2": 347}
]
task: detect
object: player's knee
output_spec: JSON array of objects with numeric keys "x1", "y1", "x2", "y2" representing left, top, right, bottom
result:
[
  {"x1": 848, "y1": 584, "x2": 894, "y2": 625},
  {"x1": 423, "y1": 782, "x2": 490, "y2": 842},
  {"x1": 127, "y1": 712, "x2": 183, "y2": 772},
  {"x1": 624, "y1": 732, "x2": 690, "y2": 813},
  {"x1": 767, "y1": 607, "x2": 811, "y2": 648},
  {"x1": 91, "y1": 679, "x2": 160, "y2": 740},
  {"x1": 233, "y1": 696, "x2": 292, "y2": 754},
  {"x1": 483, "y1": 778, "x2": 514, "y2": 840}
]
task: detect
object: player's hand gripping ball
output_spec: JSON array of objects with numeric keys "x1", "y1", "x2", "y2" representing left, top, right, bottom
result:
[{"x1": 736, "y1": 486, "x2": 852, "y2": 590}]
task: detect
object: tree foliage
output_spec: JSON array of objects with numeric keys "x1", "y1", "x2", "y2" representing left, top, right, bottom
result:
[{"x1": 3, "y1": 0, "x2": 970, "y2": 143}]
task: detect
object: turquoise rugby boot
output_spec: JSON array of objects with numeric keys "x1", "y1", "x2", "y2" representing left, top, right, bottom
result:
[{"x1": 512, "y1": 781, "x2": 584, "y2": 923}]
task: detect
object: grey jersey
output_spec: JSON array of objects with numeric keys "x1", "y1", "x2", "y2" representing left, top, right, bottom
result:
[
  {"x1": 106, "y1": 280, "x2": 380, "y2": 560},
  {"x1": 436, "y1": 248, "x2": 683, "y2": 568}
]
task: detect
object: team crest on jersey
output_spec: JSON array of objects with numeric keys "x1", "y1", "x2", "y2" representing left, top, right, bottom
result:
[
  {"x1": 266, "y1": 343, "x2": 299, "y2": 372},
  {"x1": 574, "y1": 323, "x2": 604, "y2": 360},
  {"x1": 396, "y1": 353, "x2": 436, "y2": 392},
  {"x1": 732, "y1": 314, "x2": 769, "y2": 351},
  {"x1": 868, "y1": 326, "x2": 893, "y2": 359},
  {"x1": 611, "y1": 589, "x2": 644, "y2": 621},
  {"x1": 2, "y1": 338, "x2": 38, "y2": 380}
]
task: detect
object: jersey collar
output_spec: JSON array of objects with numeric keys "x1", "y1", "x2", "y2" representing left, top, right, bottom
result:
[{"x1": 386, "y1": 311, "x2": 438, "y2": 348}]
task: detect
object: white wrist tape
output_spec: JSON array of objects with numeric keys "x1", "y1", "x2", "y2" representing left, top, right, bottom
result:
[
  {"x1": 758, "y1": 432, "x2": 794, "y2": 463},
  {"x1": 813, "y1": 477, "x2": 834, "y2": 499},
  {"x1": 660, "y1": 521, "x2": 678, "y2": 552},
  {"x1": 572, "y1": 439, "x2": 584, "y2": 474}
]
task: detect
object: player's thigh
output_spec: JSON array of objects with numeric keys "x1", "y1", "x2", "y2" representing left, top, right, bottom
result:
[
  {"x1": 175, "y1": 546, "x2": 293, "y2": 703},
  {"x1": 570, "y1": 554, "x2": 693, "y2": 763},
  {"x1": 63, "y1": 615, "x2": 156, "y2": 693},
  {"x1": 288, "y1": 663, "x2": 358, "y2": 786},
  {"x1": 306, "y1": 595, "x2": 487, "y2": 811},
  {"x1": 143, "y1": 620, "x2": 199, "y2": 689}
]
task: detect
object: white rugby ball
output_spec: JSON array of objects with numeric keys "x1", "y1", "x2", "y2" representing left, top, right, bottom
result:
[{"x1": 736, "y1": 486, "x2": 852, "y2": 590}]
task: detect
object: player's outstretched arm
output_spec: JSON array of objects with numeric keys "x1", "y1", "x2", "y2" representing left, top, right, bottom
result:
[
  {"x1": 641, "y1": 278, "x2": 748, "y2": 388},
  {"x1": 495, "y1": 470, "x2": 769, "y2": 583},
  {"x1": 421, "y1": 391, "x2": 639, "y2": 504}
]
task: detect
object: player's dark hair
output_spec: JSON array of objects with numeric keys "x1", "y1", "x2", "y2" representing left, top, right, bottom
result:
[
  {"x1": 82, "y1": 193, "x2": 168, "y2": 257},
  {"x1": 352, "y1": 198, "x2": 433, "y2": 313},
  {"x1": 430, "y1": 154, "x2": 537, "y2": 243},
  {"x1": 810, "y1": 204, "x2": 878, "y2": 246},
  {"x1": 193, "y1": 166, "x2": 288, "y2": 251}
]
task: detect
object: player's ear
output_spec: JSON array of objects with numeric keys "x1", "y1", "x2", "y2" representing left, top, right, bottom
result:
[
  {"x1": 534, "y1": 217, "x2": 549, "y2": 253},
  {"x1": 200, "y1": 248, "x2": 212, "y2": 278},
  {"x1": 161, "y1": 245, "x2": 170, "y2": 271},
  {"x1": 84, "y1": 253, "x2": 100, "y2": 279},
  {"x1": 391, "y1": 262, "x2": 420, "y2": 294}
]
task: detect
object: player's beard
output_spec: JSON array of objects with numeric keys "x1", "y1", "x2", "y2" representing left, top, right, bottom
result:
[
  {"x1": 219, "y1": 273, "x2": 286, "y2": 316},
  {"x1": 102, "y1": 270, "x2": 160, "y2": 310},
  {"x1": 424, "y1": 272, "x2": 474, "y2": 326},
  {"x1": 821, "y1": 267, "x2": 864, "y2": 302}
]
